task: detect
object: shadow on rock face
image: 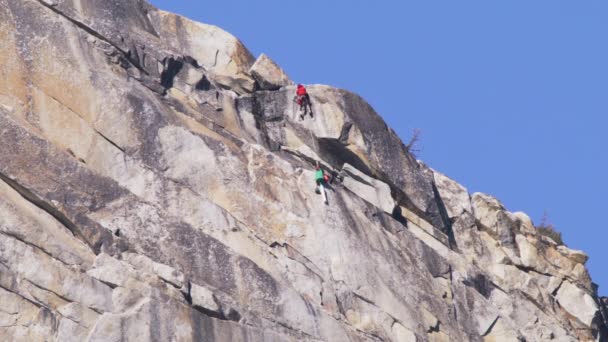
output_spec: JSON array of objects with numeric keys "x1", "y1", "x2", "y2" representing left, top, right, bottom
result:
[
  {"x1": 317, "y1": 137, "x2": 373, "y2": 177},
  {"x1": 160, "y1": 57, "x2": 184, "y2": 89},
  {"x1": 463, "y1": 274, "x2": 495, "y2": 299}
]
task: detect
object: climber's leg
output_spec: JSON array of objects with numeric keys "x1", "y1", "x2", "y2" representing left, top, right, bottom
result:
[
  {"x1": 316, "y1": 180, "x2": 327, "y2": 204},
  {"x1": 297, "y1": 95, "x2": 306, "y2": 120},
  {"x1": 305, "y1": 94, "x2": 313, "y2": 118},
  {"x1": 319, "y1": 183, "x2": 328, "y2": 204}
]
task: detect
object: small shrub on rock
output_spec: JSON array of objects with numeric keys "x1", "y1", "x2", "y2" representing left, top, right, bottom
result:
[{"x1": 536, "y1": 211, "x2": 564, "y2": 245}]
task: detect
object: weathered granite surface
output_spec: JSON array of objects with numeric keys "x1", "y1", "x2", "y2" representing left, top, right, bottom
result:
[{"x1": 0, "y1": 0, "x2": 606, "y2": 341}]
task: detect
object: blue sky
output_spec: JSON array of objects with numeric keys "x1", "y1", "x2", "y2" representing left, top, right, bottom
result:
[{"x1": 150, "y1": 1, "x2": 608, "y2": 295}]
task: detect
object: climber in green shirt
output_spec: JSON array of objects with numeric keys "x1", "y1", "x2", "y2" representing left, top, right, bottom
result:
[
  {"x1": 314, "y1": 164, "x2": 329, "y2": 204},
  {"x1": 315, "y1": 167, "x2": 324, "y2": 186}
]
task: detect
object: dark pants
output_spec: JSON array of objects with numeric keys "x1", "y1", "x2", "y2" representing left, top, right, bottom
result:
[
  {"x1": 315, "y1": 179, "x2": 324, "y2": 193},
  {"x1": 298, "y1": 94, "x2": 313, "y2": 118}
]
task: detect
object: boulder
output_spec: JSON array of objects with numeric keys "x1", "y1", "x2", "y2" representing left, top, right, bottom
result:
[
  {"x1": 155, "y1": 10, "x2": 255, "y2": 76},
  {"x1": 392, "y1": 322, "x2": 417, "y2": 342},
  {"x1": 212, "y1": 72, "x2": 257, "y2": 95},
  {"x1": 189, "y1": 283, "x2": 221, "y2": 314},
  {"x1": 123, "y1": 253, "x2": 185, "y2": 289},
  {"x1": 87, "y1": 253, "x2": 135, "y2": 288},
  {"x1": 555, "y1": 281, "x2": 599, "y2": 327},
  {"x1": 472, "y1": 193, "x2": 517, "y2": 247},
  {"x1": 557, "y1": 245, "x2": 589, "y2": 265},
  {"x1": 513, "y1": 212, "x2": 537, "y2": 235},
  {"x1": 341, "y1": 163, "x2": 395, "y2": 214},
  {"x1": 515, "y1": 234, "x2": 540, "y2": 269},
  {"x1": 250, "y1": 53, "x2": 293, "y2": 90},
  {"x1": 433, "y1": 170, "x2": 472, "y2": 219}
]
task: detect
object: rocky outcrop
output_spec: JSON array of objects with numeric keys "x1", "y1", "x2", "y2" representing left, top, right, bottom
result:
[
  {"x1": 0, "y1": 0, "x2": 606, "y2": 341},
  {"x1": 250, "y1": 53, "x2": 293, "y2": 91}
]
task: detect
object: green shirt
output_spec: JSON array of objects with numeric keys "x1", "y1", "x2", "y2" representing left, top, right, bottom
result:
[{"x1": 315, "y1": 169, "x2": 324, "y2": 181}]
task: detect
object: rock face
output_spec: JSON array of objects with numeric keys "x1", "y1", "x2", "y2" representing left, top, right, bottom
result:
[
  {"x1": 0, "y1": 0, "x2": 606, "y2": 341},
  {"x1": 250, "y1": 53, "x2": 293, "y2": 91}
]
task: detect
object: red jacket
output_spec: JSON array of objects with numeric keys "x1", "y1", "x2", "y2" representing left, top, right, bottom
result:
[{"x1": 297, "y1": 85, "x2": 307, "y2": 96}]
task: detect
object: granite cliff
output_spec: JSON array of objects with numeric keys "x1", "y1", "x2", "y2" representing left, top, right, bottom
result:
[{"x1": 0, "y1": 0, "x2": 607, "y2": 341}]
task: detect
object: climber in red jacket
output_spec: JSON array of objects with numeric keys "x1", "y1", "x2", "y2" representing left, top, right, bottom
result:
[{"x1": 295, "y1": 84, "x2": 313, "y2": 120}]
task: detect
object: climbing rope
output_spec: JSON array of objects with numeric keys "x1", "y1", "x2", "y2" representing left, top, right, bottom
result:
[
  {"x1": 309, "y1": 126, "x2": 318, "y2": 154},
  {"x1": 293, "y1": 89, "x2": 323, "y2": 183}
]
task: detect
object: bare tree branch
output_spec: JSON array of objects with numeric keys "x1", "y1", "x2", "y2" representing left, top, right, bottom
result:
[{"x1": 406, "y1": 128, "x2": 422, "y2": 156}]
